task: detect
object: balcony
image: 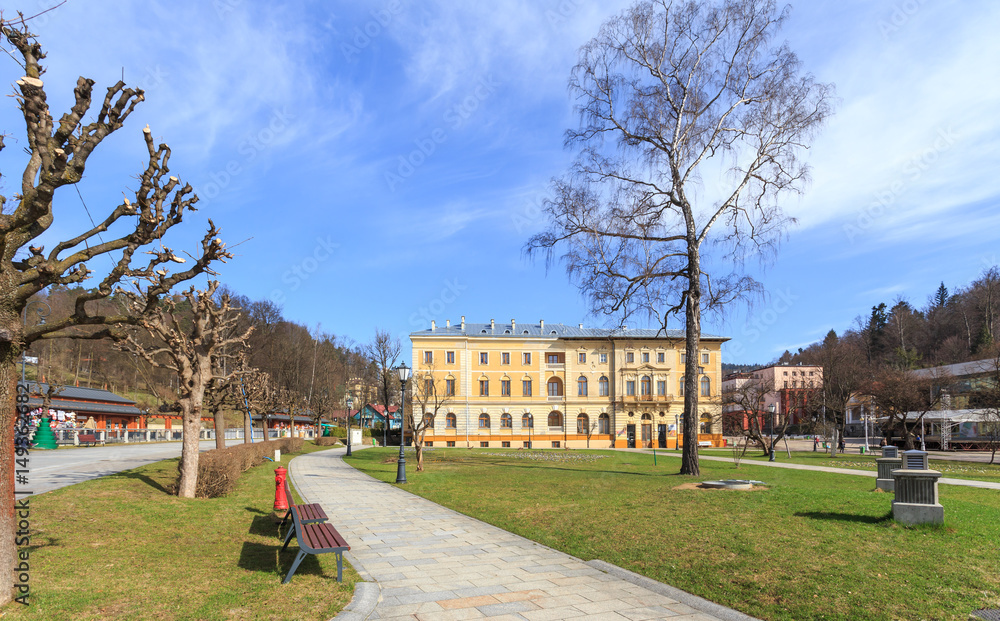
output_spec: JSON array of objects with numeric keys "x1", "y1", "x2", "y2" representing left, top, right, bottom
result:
[{"x1": 621, "y1": 394, "x2": 673, "y2": 404}]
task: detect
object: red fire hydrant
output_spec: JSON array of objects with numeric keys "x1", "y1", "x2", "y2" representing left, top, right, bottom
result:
[{"x1": 274, "y1": 467, "x2": 289, "y2": 511}]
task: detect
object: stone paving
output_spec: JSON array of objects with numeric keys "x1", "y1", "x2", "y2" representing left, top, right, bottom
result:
[{"x1": 289, "y1": 446, "x2": 756, "y2": 621}]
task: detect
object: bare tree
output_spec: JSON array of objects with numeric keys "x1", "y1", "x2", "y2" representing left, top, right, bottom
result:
[
  {"x1": 525, "y1": 0, "x2": 834, "y2": 475},
  {"x1": 230, "y1": 365, "x2": 278, "y2": 443},
  {"x1": 969, "y1": 349, "x2": 1000, "y2": 463},
  {"x1": 867, "y1": 366, "x2": 947, "y2": 450},
  {"x1": 118, "y1": 282, "x2": 252, "y2": 498},
  {"x1": 812, "y1": 335, "x2": 869, "y2": 458},
  {"x1": 0, "y1": 19, "x2": 229, "y2": 604},
  {"x1": 722, "y1": 374, "x2": 774, "y2": 454},
  {"x1": 365, "y1": 328, "x2": 401, "y2": 446},
  {"x1": 409, "y1": 365, "x2": 453, "y2": 471}
]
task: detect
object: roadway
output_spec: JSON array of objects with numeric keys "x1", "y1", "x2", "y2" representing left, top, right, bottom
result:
[{"x1": 17, "y1": 439, "x2": 247, "y2": 496}]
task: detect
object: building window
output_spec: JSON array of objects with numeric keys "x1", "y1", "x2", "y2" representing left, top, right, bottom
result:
[
  {"x1": 424, "y1": 351, "x2": 433, "y2": 364},
  {"x1": 523, "y1": 441, "x2": 531, "y2": 448},
  {"x1": 701, "y1": 376, "x2": 711, "y2": 396},
  {"x1": 446, "y1": 379, "x2": 456, "y2": 396},
  {"x1": 424, "y1": 378, "x2": 433, "y2": 395},
  {"x1": 640, "y1": 376, "x2": 651, "y2": 396},
  {"x1": 657, "y1": 352, "x2": 665, "y2": 363},
  {"x1": 523, "y1": 352, "x2": 532, "y2": 365},
  {"x1": 600, "y1": 353, "x2": 608, "y2": 364},
  {"x1": 446, "y1": 351, "x2": 455, "y2": 364},
  {"x1": 579, "y1": 352, "x2": 586, "y2": 363},
  {"x1": 577, "y1": 413, "x2": 589, "y2": 434},
  {"x1": 547, "y1": 378, "x2": 563, "y2": 397},
  {"x1": 502, "y1": 352, "x2": 510, "y2": 365},
  {"x1": 501, "y1": 441, "x2": 510, "y2": 448},
  {"x1": 680, "y1": 353, "x2": 686, "y2": 364},
  {"x1": 700, "y1": 413, "x2": 713, "y2": 434},
  {"x1": 657, "y1": 380, "x2": 666, "y2": 396},
  {"x1": 523, "y1": 380, "x2": 532, "y2": 396},
  {"x1": 548, "y1": 411, "x2": 562, "y2": 427},
  {"x1": 522, "y1": 413, "x2": 533, "y2": 428},
  {"x1": 480, "y1": 441, "x2": 489, "y2": 447},
  {"x1": 599, "y1": 376, "x2": 609, "y2": 396},
  {"x1": 679, "y1": 378, "x2": 685, "y2": 396},
  {"x1": 578, "y1": 376, "x2": 588, "y2": 396},
  {"x1": 598, "y1": 413, "x2": 610, "y2": 434},
  {"x1": 480, "y1": 352, "x2": 488, "y2": 365},
  {"x1": 626, "y1": 380, "x2": 635, "y2": 396},
  {"x1": 702, "y1": 353, "x2": 709, "y2": 364},
  {"x1": 479, "y1": 414, "x2": 491, "y2": 429},
  {"x1": 626, "y1": 352, "x2": 634, "y2": 363},
  {"x1": 426, "y1": 442, "x2": 433, "y2": 447},
  {"x1": 479, "y1": 380, "x2": 489, "y2": 397},
  {"x1": 547, "y1": 353, "x2": 561, "y2": 364},
  {"x1": 642, "y1": 352, "x2": 649, "y2": 363},
  {"x1": 551, "y1": 441, "x2": 561, "y2": 448},
  {"x1": 501, "y1": 379, "x2": 511, "y2": 396},
  {"x1": 447, "y1": 441, "x2": 456, "y2": 447},
  {"x1": 501, "y1": 413, "x2": 512, "y2": 428},
  {"x1": 446, "y1": 413, "x2": 456, "y2": 429},
  {"x1": 784, "y1": 381, "x2": 788, "y2": 388}
]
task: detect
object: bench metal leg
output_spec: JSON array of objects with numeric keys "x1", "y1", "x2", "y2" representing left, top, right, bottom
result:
[
  {"x1": 283, "y1": 550, "x2": 308, "y2": 584},
  {"x1": 281, "y1": 523, "x2": 296, "y2": 552},
  {"x1": 336, "y1": 552, "x2": 343, "y2": 582}
]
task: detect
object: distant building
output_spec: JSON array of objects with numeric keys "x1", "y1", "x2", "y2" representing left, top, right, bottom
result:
[
  {"x1": 722, "y1": 364, "x2": 823, "y2": 432},
  {"x1": 20, "y1": 382, "x2": 144, "y2": 430},
  {"x1": 410, "y1": 317, "x2": 727, "y2": 449}
]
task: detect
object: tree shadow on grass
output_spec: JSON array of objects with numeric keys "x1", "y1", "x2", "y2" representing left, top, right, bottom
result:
[
  {"x1": 248, "y1": 514, "x2": 281, "y2": 537},
  {"x1": 114, "y1": 470, "x2": 171, "y2": 494},
  {"x1": 794, "y1": 510, "x2": 894, "y2": 524}
]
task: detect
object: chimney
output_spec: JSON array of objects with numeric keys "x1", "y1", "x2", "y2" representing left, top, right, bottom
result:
[
  {"x1": 579, "y1": 323, "x2": 583, "y2": 329},
  {"x1": 431, "y1": 320, "x2": 436, "y2": 331},
  {"x1": 511, "y1": 319, "x2": 516, "y2": 332},
  {"x1": 540, "y1": 319, "x2": 545, "y2": 332},
  {"x1": 490, "y1": 318, "x2": 495, "y2": 330},
  {"x1": 461, "y1": 316, "x2": 465, "y2": 330},
  {"x1": 446, "y1": 319, "x2": 451, "y2": 328}
]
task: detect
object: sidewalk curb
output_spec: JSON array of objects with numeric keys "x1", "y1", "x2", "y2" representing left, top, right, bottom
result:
[
  {"x1": 331, "y1": 582, "x2": 380, "y2": 621},
  {"x1": 586, "y1": 560, "x2": 762, "y2": 621}
]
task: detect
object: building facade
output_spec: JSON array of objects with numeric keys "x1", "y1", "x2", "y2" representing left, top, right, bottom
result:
[
  {"x1": 722, "y1": 364, "x2": 823, "y2": 432},
  {"x1": 410, "y1": 318, "x2": 727, "y2": 449}
]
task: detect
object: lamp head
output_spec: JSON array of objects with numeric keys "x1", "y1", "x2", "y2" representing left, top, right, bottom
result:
[{"x1": 396, "y1": 362, "x2": 411, "y2": 383}]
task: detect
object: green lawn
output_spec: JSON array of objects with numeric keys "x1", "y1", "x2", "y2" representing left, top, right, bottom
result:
[
  {"x1": 348, "y1": 447, "x2": 1000, "y2": 621},
  {"x1": 3, "y1": 442, "x2": 357, "y2": 621}
]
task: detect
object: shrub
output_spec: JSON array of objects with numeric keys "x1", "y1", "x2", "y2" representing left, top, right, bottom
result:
[
  {"x1": 190, "y1": 437, "x2": 306, "y2": 498},
  {"x1": 314, "y1": 437, "x2": 342, "y2": 447}
]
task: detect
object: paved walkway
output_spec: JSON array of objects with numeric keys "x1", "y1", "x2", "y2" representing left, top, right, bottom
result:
[{"x1": 289, "y1": 446, "x2": 757, "y2": 621}]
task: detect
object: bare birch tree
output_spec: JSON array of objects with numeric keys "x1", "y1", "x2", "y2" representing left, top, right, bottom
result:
[
  {"x1": 525, "y1": 0, "x2": 833, "y2": 475},
  {"x1": 409, "y1": 365, "x2": 452, "y2": 471},
  {"x1": 118, "y1": 281, "x2": 252, "y2": 498},
  {"x1": 0, "y1": 19, "x2": 229, "y2": 604},
  {"x1": 365, "y1": 328, "x2": 401, "y2": 446}
]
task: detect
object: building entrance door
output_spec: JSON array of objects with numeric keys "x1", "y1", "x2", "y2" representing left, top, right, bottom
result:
[
  {"x1": 657, "y1": 424, "x2": 667, "y2": 448},
  {"x1": 626, "y1": 424, "x2": 636, "y2": 448},
  {"x1": 641, "y1": 423, "x2": 651, "y2": 448}
]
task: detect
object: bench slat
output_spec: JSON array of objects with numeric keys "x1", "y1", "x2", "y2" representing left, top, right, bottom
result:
[{"x1": 282, "y1": 505, "x2": 349, "y2": 584}]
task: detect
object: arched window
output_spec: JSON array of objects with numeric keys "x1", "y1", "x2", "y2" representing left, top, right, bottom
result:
[
  {"x1": 446, "y1": 413, "x2": 457, "y2": 429},
  {"x1": 640, "y1": 375, "x2": 652, "y2": 396},
  {"x1": 578, "y1": 376, "x2": 588, "y2": 396},
  {"x1": 500, "y1": 413, "x2": 512, "y2": 428},
  {"x1": 577, "y1": 413, "x2": 589, "y2": 433},
  {"x1": 599, "y1": 376, "x2": 609, "y2": 396},
  {"x1": 547, "y1": 377, "x2": 563, "y2": 397},
  {"x1": 478, "y1": 413, "x2": 491, "y2": 429},
  {"x1": 700, "y1": 413, "x2": 713, "y2": 434},
  {"x1": 522, "y1": 413, "x2": 533, "y2": 429},
  {"x1": 598, "y1": 413, "x2": 610, "y2": 434},
  {"x1": 641, "y1": 413, "x2": 652, "y2": 421},
  {"x1": 700, "y1": 376, "x2": 711, "y2": 396},
  {"x1": 548, "y1": 411, "x2": 562, "y2": 427}
]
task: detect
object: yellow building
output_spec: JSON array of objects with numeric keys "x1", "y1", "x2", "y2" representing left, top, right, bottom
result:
[{"x1": 409, "y1": 317, "x2": 727, "y2": 449}]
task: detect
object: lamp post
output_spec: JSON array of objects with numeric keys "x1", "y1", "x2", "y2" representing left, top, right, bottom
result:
[
  {"x1": 674, "y1": 413, "x2": 679, "y2": 450},
  {"x1": 767, "y1": 403, "x2": 776, "y2": 461},
  {"x1": 528, "y1": 413, "x2": 533, "y2": 448},
  {"x1": 395, "y1": 362, "x2": 411, "y2": 484},
  {"x1": 345, "y1": 394, "x2": 354, "y2": 457},
  {"x1": 21, "y1": 301, "x2": 51, "y2": 383}
]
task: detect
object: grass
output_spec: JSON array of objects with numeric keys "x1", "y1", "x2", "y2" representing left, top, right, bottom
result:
[
  {"x1": 348, "y1": 447, "x2": 1000, "y2": 621},
  {"x1": 3, "y1": 442, "x2": 358, "y2": 621},
  {"x1": 706, "y1": 448, "x2": 1000, "y2": 482}
]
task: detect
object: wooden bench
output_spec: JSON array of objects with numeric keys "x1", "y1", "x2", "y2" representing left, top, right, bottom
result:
[
  {"x1": 281, "y1": 505, "x2": 349, "y2": 583},
  {"x1": 279, "y1": 479, "x2": 328, "y2": 548},
  {"x1": 78, "y1": 433, "x2": 103, "y2": 446}
]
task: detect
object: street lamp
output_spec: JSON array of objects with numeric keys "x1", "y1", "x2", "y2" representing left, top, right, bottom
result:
[
  {"x1": 21, "y1": 301, "x2": 50, "y2": 383},
  {"x1": 527, "y1": 413, "x2": 533, "y2": 448},
  {"x1": 395, "y1": 362, "x2": 411, "y2": 484},
  {"x1": 674, "y1": 413, "x2": 679, "y2": 450},
  {"x1": 767, "y1": 404, "x2": 776, "y2": 461},
  {"x1": 345, "y1": 394, "x2": 354, "y2": 457}
]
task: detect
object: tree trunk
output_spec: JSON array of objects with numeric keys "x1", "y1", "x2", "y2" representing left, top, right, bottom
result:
[
  {"x1": 681, "y1": 242, "x2": 701, "y2": 476},
  {"x1": 177, "y1": 386, "x2": 207, "y2": 498},
  {"x1": 415, "y1": 443, "x2": 424, "y2": 472},
  {"x1": 243, "y1": 411, "x2": 253, "y2": 444},
  {"x1": 213, "y1": 408, "x2": 226, "y2": 450},
  {"x1": 0, "y1": 335, "x2": 22, "y2": 607}
]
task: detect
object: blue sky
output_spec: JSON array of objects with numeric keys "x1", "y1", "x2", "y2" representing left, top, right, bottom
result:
[{"x1": 3, "y1": 0, "x2": 998, "y2": 365}]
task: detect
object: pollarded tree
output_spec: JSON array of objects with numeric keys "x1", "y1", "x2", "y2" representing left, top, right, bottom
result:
[
  {"x1": 0, "y1": 20, "x2": 229, "y2": 605},
  {"x1": 230, "y1": 364, "x2": 278, "y2": 443},
  {"x1": 526, "y1": 0, "x2": 834, "y2": 475},
  {"x1": 117, "y1": 281, "x2": 252, "y2": 498}
]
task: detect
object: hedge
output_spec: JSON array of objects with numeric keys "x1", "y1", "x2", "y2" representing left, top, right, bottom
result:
[{"x1": 191, "y1": 437, "x2": 305, "y2": 498}]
